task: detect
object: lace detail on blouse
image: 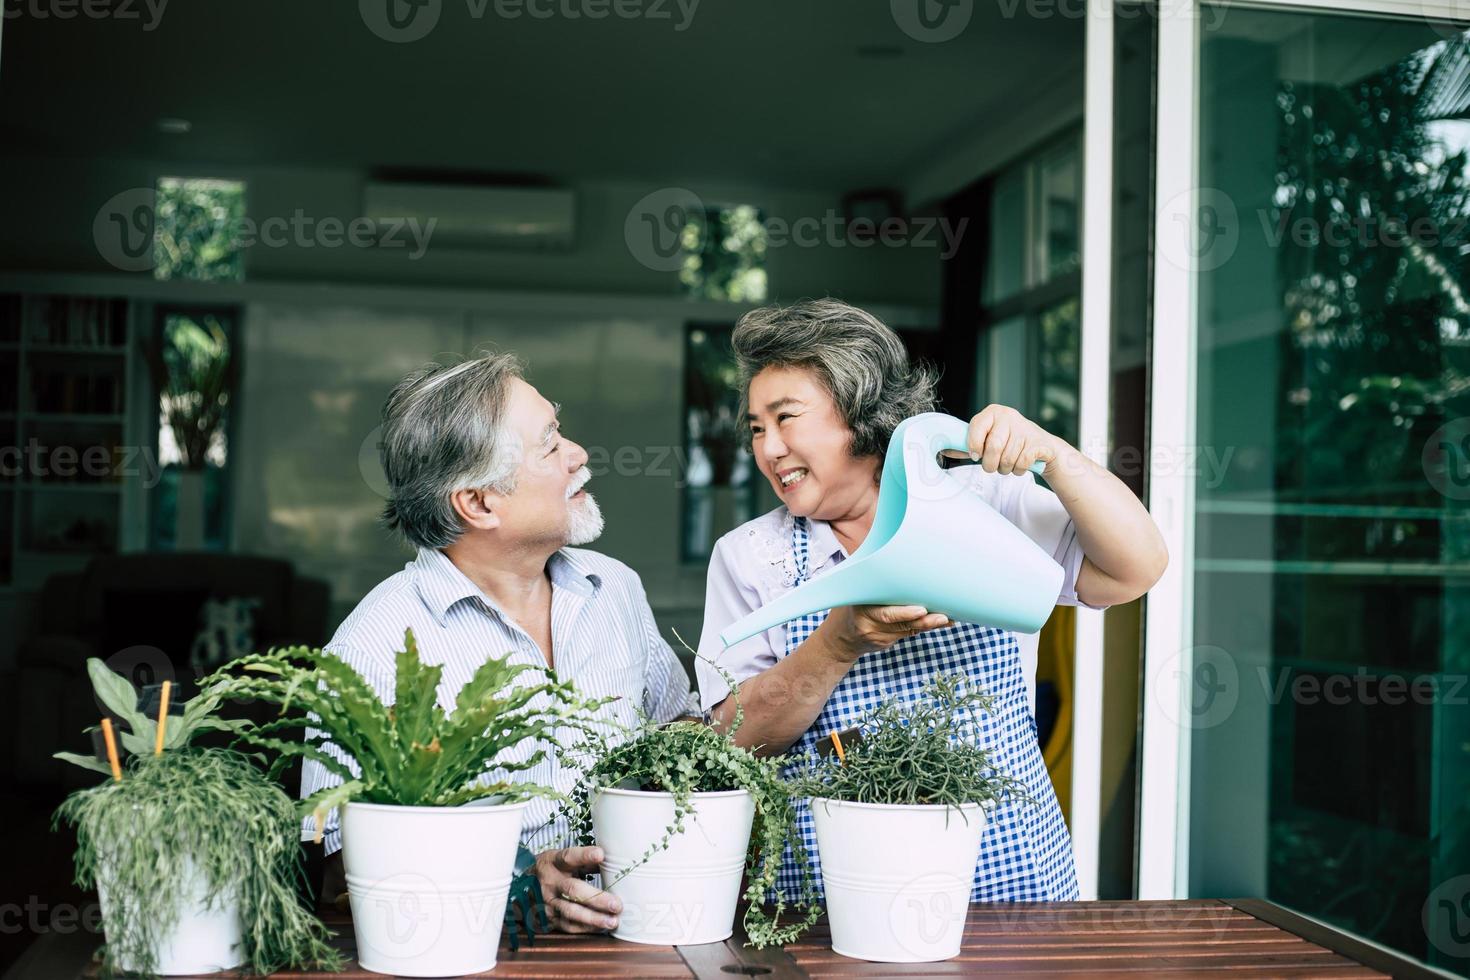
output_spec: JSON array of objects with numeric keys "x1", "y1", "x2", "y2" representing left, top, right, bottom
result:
[{"x1": 741, "y1": 508, "x2": 802, "y2": 591}]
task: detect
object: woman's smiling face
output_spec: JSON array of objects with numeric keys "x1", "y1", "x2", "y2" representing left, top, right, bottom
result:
[{"x1": 746, "y1": 365, "x2": 880, "y2": 521}]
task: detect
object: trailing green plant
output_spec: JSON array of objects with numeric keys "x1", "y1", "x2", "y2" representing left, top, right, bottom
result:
[
  {"x1": 202, "y1": 627, "x2": 612, "y2": 832},
  {"x1": 785, "y1": 673, "x2": 1037, "y2": 812},
  {"x1": 556, "y1": 658, "x2": 819, "y2": 948},
  {"x1": 52, "y1": 660, "x2": 342, "y2": 979}
]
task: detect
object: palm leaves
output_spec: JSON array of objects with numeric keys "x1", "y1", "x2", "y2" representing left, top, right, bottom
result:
[{"x1": 203, "y1": 628, "x2": 611, "y2": 833}]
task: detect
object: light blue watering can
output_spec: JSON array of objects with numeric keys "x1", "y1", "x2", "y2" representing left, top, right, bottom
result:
[{"x1": 719, "y1": 412, "x2": 1065, "y2": 647}]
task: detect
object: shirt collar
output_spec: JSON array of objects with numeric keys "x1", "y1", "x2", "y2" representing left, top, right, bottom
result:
[
  {"x1": 413, "y1": 547, "x2": 601, "y2": 626},
  {"x1": 800, "y1": 515, "x2": 850, "y2": 569}
]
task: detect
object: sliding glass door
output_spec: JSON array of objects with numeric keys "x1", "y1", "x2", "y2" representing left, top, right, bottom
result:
[{"x1": 1169, "y1": 4, "x2": 1470, "y2": 971}]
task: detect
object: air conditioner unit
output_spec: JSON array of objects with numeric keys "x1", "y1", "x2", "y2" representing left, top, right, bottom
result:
[{"x1": 361, "y1": 182, "x2": 575, "y2": 249}]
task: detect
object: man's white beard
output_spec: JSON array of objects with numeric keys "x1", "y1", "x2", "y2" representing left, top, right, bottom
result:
[{"x1": 566, "y1": 491, "x2": 604, "y2": 545}]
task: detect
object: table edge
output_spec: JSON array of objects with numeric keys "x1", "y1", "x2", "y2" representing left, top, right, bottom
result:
[{"x1": 1226, "y1": 898, "x2": 1456, "y2": 980}]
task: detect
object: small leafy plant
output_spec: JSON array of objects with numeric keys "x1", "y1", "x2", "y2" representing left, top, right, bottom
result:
[
  {"x1": 202, "y1": 628, "x2": 610, "y2": 833},
  {"x1": 786, "y1": 673, "x2": 1036, "y2": 812},
  {"x1": 52, "y1": 660, "x2": 342, "y2": 979},
  {"x1": 558, "y1": 664, "x2": 820, "y2": 948}
]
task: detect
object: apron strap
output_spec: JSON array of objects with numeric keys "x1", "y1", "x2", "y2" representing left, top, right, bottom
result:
[{"x1": 791, "y1": 515, "x2": 811, "y2": 584}]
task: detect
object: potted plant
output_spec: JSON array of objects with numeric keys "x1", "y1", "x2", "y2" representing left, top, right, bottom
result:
[
  {"x1": 53, "y1": 660, "x2": 342, "y2": 978},
  {"x1": 203, "y1": 628, "x2": 607, "y2": 977},
  {"x1": 785, "y1": 673, "x2": 1035, "y2": 963},
  {"x1": 559, "y1": 669, "x2": 819, "y2": 948}
]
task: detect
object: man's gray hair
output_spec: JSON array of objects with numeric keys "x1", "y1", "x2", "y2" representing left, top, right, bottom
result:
[
  {"x1": 379, "y1": 351, "x2": 525, "y2": 549},
  {"x1": 732, "y1": 299, "x2": 938, "y2": 459}
]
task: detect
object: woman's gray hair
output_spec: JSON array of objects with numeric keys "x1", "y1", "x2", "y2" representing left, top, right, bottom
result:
[
  {"x1": 732, "y1": 299, "x2": 938, "y2": 459},
  {"x1": 379, "y1": 351, "x2": 525, "y2": 549}
]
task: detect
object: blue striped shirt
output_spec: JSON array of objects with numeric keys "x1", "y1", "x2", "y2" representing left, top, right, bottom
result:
[{"x1": 299, "y1": 546, "x2": 698, "y2": 855}]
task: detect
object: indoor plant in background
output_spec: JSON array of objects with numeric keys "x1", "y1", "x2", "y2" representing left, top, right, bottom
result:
[
  {"x1": 148, "y1": 313, "x2": 233, "y2": 550},
  {"x1": 786, "y1": 673, "x2": 1036, "y2": 963},
  {"x1": 204, "y1": 628, "x2": 608, "y2": 977},
  {"x1": 53, "y1": 659, "x2": 342, "y2": 978},
  {"x1": 558, "y1": 663, "x2": 819, "y2": 948}
]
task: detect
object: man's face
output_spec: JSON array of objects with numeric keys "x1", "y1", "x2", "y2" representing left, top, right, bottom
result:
[{"x1": 489, "y1": 378, "x2": 602, "y2": 548}]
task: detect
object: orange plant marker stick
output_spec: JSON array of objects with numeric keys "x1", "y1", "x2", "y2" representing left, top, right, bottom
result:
[
  {"x1": 154, "y1": 680, "x2": 171, "y2": 755},
  {"x1": 101, "y1": 718, "x2": 123, "y2": 782}
]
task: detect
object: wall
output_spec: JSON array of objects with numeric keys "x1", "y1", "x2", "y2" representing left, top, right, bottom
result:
[{"x1": 0, "y1": 153, "x2": 943, "y2": 307}]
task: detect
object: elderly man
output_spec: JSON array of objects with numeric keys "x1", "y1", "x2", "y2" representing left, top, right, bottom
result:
[{"x1": 300, "y1": 351, "x2": 695, "y2": 934}]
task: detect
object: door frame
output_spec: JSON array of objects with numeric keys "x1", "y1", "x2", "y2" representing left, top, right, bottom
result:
[{"x1": 1134, "y1": 0, "x2": 1470, "y2": 899}]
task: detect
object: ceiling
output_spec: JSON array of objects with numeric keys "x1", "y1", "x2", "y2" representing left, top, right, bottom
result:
[{"x1": 0, "y1": 1, "x2": 1083, "y2": 192}]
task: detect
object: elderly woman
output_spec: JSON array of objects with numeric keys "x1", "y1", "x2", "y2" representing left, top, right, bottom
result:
[{"x1": 696, "y1": 299, "x2": 1167, "y2": 902}]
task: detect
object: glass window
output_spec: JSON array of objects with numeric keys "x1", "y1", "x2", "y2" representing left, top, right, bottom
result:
[
  {"x1": 681, "y1": 325, "x2": 769, "y2": 561},
  {"x1": 149, "y1": 310, "x2": 237, "y2": 550},
  {"x1": 154, "y1": 177, "x2": 247, "y2": 283},
  {"x1": 1038, "y1": 145, "x2": 1081, "y2": 283},
  {"x1": 680, "y1": 204, "x2": 768, "y2": 303},
  {"x1": 1192, "y1": 10, "x2": 1470, "y2": 972},
  {"x1": 1037, "y1": 295, "x2": 1080, "y2": 448},
  {"x1": 985, "y1": 169, "x2": 1028, "y2": 305}
]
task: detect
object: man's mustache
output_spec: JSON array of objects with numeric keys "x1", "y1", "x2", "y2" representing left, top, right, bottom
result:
[{"x1": 566, "y1": 468, "x2": 592, "y2": 497}]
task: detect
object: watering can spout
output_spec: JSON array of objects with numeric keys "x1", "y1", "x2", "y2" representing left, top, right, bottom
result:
[
  {"x1": 718, "y1": 413, "x2": 1065, "y2": 648},
  {"x1": 718, "y1": 565, "x2": 866, "y2": 648}
]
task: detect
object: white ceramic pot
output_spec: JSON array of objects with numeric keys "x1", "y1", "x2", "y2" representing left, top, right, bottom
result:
[
  {"x1": 96, "y1": 855, "x2": 243, "y2": 975},
  {"x1": 592, "y1": 787, "x2": 755, "y2": 945},
  {"x1": 341, "y1": 798, "x2": 527, "y2": 977},
  {"x1": 811, "y1": 798, "x2": 987, "y2": 962}
]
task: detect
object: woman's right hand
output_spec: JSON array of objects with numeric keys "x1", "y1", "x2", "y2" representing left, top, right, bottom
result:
[{"x1": 820, "y1": 604, "x2": 953, "y2": 662}]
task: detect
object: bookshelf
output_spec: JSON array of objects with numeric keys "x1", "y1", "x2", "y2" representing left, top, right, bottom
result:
[{"x1": 0, "y1": 293, "x2": 147, "y2": 590}]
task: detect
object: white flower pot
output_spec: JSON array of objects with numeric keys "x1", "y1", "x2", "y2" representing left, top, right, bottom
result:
[
  {"x1": 341, "y1": 798, "x2": 527, "y2": 977},
  {"x1": 97, "y1": 854, "x2": 242, "y2": 975},
  {"x1": 811, "y1": 798, "x2": 987, "y2": 962},
  {"x1": 592, "y1": 787, "x2": 754, "y2": 945}
]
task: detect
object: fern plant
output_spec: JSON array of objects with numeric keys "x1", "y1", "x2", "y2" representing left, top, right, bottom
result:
[
  {"x1": 557, "y1": 667, "x2": 819, "y2": 948},
  {"x1": 785, "y1": 673, "x2": 1037, "y2": 811},
  {"x1": 202, "y1": 627, "x2": 611, "y2": 834},
  {"x1": 52, "y1": 660, "x2": 342, "y2": 979}
]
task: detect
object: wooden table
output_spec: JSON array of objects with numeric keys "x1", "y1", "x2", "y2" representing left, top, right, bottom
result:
[{"x1": 3, "y1": 900, "x2": 1445, "y2": 979}]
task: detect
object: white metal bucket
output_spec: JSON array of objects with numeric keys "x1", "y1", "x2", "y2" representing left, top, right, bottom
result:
[
  {"x1": 97, "y1": 854, "x2": 243, "y2": 976},
  {"x1": 811, "y1": 797, "x2": 987, "y2": 962},
  {"x1": 341, "y1": 798, "x2": 527, "y2": 977},
  {"x1": 592, "y1": 787, "x2": 754, "y2": 945}
]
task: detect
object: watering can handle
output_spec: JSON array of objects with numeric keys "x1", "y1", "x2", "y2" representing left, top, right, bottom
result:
[{"x1": 928, "y1": 414, "x2": 1048, "y2": 477}]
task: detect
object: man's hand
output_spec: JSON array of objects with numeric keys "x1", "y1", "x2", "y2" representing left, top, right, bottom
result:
[{"x1": 533, "y1": 845, "x2": 622, "y2": 933}]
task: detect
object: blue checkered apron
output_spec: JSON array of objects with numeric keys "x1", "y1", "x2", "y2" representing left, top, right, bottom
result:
[{"x1": 772, "y1": 516, "x2": 1080, "y2": 903}]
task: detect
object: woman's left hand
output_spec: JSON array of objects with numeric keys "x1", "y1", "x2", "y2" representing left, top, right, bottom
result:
[{"x1": 961, "y1": 404, "x2": 1066, "y2": 475}]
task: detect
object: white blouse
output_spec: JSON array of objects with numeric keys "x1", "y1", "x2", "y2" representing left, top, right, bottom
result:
[{"x1": 694, "y1": 464, "x2": 1108, "y2": 715}]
